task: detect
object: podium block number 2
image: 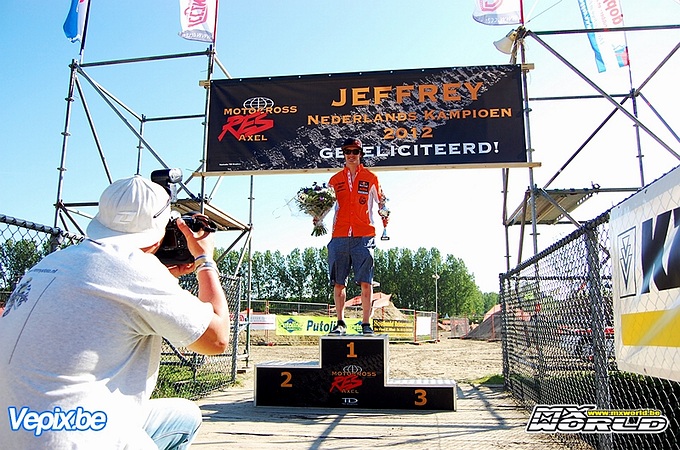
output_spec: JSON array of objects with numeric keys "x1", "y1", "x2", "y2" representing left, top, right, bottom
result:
[{"x1": 280, "y1": 371, "x2": 293, "y2": 388}]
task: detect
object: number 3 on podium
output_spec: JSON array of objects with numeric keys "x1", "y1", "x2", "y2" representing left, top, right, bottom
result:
[{"x1": 414, "y1": 389, "x2": 427, "y2": 406}]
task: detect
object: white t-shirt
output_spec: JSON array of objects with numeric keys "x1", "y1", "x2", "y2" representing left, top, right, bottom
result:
[{"x1": 0, "y1": 240, "x2": 214, "y2": 449}]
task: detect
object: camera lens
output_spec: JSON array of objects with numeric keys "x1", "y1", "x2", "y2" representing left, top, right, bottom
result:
[{"x1": 185, "y1": 217, "x2": 203, "y2": 232}]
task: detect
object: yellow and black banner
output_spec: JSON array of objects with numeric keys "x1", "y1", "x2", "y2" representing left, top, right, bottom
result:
[{"x1": 206, "y1": 65, "x2": 526, "y2": 174}]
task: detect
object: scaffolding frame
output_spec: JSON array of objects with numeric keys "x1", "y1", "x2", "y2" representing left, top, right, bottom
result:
[
  {"x1": 501, "y1": 24, "x2": 680, "y2": 269},
  {"x1": 52, "y1": 21, "x2": 680, "y2": 316},
  {"x1": 53, "y1": 45, "x2": 256, "y2": 363}
]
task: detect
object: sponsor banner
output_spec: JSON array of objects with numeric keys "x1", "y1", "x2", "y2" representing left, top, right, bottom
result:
[
  {"x1": 206, "y1": 65, "x2": 526, "y2": 174},
  {"x1": 178, "y1": 0, "x2": 217, "y2": 43},
  {"x1": 63, "y1": 0, "x2": 89, "y2": 43},
  {"x1": 578, "y1": 0, "x2": 629, "y2": 72},
  {"x1": 416, "y1": 315, "x2": 434, "y2": 336},
  {"x1": 239, "y1": 312, "x2": 276, "y2": 331},
  {"x1": 472, "y1": 0, "x2": 522, "y2": 26},
  {"x1": 373, "y1": 319, "x2": 415, "y2": 338},
  {"x1": 276, "y1": 316, "x2": 363, "y2": 335},
  {"x1": 610, "y1": 165, "x2": 680, "y2": 382}
]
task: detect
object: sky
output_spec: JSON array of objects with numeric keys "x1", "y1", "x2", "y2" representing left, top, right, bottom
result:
[{"x1": 1, "y1": 1, "x2": 679, "y2": 293}]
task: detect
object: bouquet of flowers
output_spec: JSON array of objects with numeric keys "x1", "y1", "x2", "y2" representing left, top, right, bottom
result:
[{"x1": 295, "y1": 182, "x2": 336, "y2": 236}]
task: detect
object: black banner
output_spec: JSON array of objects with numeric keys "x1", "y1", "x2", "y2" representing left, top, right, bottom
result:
[{"x1": 206, "y1": 65, "x2": 526, "y2": 173}]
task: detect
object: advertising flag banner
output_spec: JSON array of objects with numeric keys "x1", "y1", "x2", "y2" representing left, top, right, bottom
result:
[
  {"x1": 276, "y1": 316, "x2": 363, "y2": 336},
  {"x1": 63, "y1": 0, "x2": 89, "y2": 42},
  {"x1": 206, "y1": 65, "x2": 527, "y2": 174},
  {"x1": 179, "y1": 0, "x2": 217, "y2": 43},
  {"x1": 472, "y1": 0, "x2": 522, "y2": 26},
  {"x1": 610, "y1": 165, "x2": 680, "y2": 383},
  {"x1": 578, "y1": 0, "x2": 629, "y2": 72}
]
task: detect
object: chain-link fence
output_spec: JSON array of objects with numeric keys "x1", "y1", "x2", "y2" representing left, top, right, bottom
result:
[
  {"x1": 250, "y1": 299, "x2": 331, "y2": 315},
  {"x1": 500, "y1": 211, "x2": 680, "y2": 449},
  {"x1": 155, "y1": 274, "x2": 242, "y2": 400},
  {"x1": 1, "y1": 214, "x2": 243, "y2": 401},
  {"x1": 0, "y1": 215, "x2": 84, "y2": 306}
]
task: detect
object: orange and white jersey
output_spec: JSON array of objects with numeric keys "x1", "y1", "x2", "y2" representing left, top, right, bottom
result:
[{"x1": 329, "y1": 165, "x2": 384, "y2": 238}]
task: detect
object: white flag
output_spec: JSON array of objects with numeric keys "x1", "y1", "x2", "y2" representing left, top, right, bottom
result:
[
  {"x1": 179, "y1": 0, "x2": 218, "y2": 43},
  {"x1": 473, "y1": 0, "x2": 522, "y2": 26},
  {"x1": 578, "y1": 0, "x2": 629, "y2": 72}
]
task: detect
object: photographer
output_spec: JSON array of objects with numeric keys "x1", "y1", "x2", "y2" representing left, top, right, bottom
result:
[{"x1": 0, "y1": 175, "x2": 229, "y2": 449}]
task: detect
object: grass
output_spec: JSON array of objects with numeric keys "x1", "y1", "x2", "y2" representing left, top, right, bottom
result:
[
  {"x1": 466, "y1": 374, "x2": 504, "y2": 386},
  {"x1": 152, "y1": 364, "x2": 236, "y2": 400}
]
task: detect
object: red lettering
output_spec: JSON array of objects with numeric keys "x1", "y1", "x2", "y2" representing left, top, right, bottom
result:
[
  {"x1": 329, "y1": 374, "x2": 363, "y2": 393},
  {"x1": 218, "y1": 112, "x2": 274, "y2": 141},
  {"x1": 185, "y1": 0, "x2": 208, "y2": 27}
]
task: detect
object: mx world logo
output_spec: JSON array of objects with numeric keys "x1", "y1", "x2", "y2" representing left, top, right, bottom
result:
[{"x1": 526, "y1": 404, "x2": 668, "y2": 434}]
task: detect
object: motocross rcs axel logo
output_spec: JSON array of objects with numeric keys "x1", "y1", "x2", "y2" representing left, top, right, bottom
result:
[
  {"x1": 329, "y1": 374, "x2": 363, "y2": 394},
  {"x1": 329, "y1": 365, "x2": 377, "y2": 394},
  {"x1": 217, "y1": 97, "x2": 297, "y2": 142}
]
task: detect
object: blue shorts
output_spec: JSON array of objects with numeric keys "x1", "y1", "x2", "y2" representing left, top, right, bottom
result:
[{"x1": 328, "y1": 236, "x2": 376, "y2": 286}]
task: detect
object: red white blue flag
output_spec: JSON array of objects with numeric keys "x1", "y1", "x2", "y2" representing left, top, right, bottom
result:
[
  {"x1": 179, "y1": 0, "x2": 218, "y2": 43},
  {"x1": 63, "y1": 0, "x2": 89, "y2": 43},
  {"x1": 473, "y1": 0, "x2": 523, "y2": 26},
  {"x1": 578, "y1": 0, "x2": 630, "y2": 72}
]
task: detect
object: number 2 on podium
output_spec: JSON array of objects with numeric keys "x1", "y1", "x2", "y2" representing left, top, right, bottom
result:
[{"x1": 280, "y1": 371, "x2": 293, "y2": 388}]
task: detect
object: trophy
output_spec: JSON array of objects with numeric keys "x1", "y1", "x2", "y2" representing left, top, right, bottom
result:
[{"x1": 378, "y1": 196, "x2": 390, "y2": 241}]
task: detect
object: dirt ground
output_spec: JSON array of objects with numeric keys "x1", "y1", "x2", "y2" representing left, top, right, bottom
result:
[{"x1": 235, "y1": 334, "x2": 503, "y2": 388}]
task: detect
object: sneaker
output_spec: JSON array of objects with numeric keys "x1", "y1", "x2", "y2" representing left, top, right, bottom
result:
[
  {"x1": 329, "y1": 322, "x2": 346, "y2": 335},
  {"x1": 361, "y1": 323, "x2": 374, "y2": 335}
]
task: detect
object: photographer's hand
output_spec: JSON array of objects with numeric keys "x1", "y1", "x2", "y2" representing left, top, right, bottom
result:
[{"x1": 176, "y1": 216, "x2": 215, "y2": 259}]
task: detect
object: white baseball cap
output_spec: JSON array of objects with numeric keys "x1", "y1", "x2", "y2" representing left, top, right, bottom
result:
[{"x1": 86, "y1": 175, "x2": 172, "y2": 249}]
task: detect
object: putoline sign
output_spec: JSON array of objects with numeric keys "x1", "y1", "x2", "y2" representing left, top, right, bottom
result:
[{"x1": 206, "y1": 65, "x2": 526, "y2": 174}]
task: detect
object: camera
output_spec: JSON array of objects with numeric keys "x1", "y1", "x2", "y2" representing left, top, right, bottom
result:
[
  {"x1": 155, "y1": 212, "x2": 217, "y2": 265},
  {"x1": 150, "y1": 169, "x2": 217, "y2": 266}
]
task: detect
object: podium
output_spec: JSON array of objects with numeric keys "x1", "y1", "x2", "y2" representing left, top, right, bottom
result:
[{"x1": 255, "y1": 335, "x2": 457, "y2": 410}]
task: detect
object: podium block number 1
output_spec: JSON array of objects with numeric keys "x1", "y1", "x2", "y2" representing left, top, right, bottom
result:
[{"x1": 346, "y1": 342, "x2": 357, "y2": 358}]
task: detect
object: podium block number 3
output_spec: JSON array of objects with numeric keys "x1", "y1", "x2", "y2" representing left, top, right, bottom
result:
[{"x1": 415, "y1": 389, "x2": 427, "y2": 406}]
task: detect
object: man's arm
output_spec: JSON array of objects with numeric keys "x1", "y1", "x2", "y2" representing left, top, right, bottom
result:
[
  {"x1": 175, "y1": 217, "x2": 231, "y2": 355},
  {"x1": 189, "y1": 266, "x2": 230, "y2": 355}
]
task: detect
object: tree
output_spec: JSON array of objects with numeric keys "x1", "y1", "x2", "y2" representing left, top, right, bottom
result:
[
  {"x1": 374, "y1": 247, "x2": 400, "y2": 303},
  {"x1": 305, "y1": 247, "x2": 330, "y2": 303},
  {"x1": 438, "y1": 255, "x2": 482, "y2": 318},
  {"x1": 482, "y1": 291, "x2": 499, "y2": 314},
  {"x1": 0, "y1": 239, "x2": 45, "y2": 291},
  {"x1": 254, "y1": 250, "x2": 288, "y2": 300},
  {"x1": 213, "y1": 245, "x2": 492, "y2": 316}
]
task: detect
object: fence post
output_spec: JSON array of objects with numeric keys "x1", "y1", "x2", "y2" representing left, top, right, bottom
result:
[
  {"x1": 585, "y1": 223, "x2": 612, "y2": 450},
  {"x1": 50, "y1": 232, "x2": 64, "y2": 254},
  {"x1": 500, "y1": 275, "x2": 510, "y2": 390}
]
